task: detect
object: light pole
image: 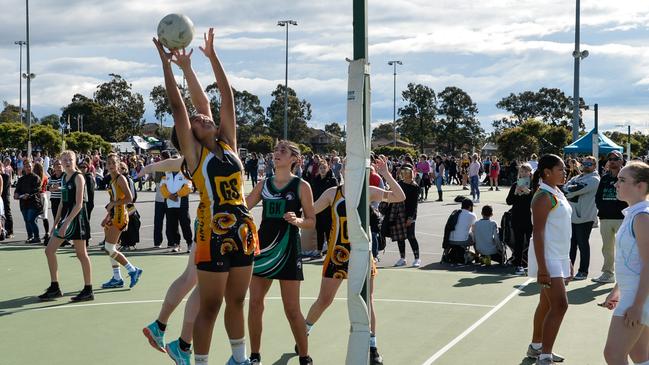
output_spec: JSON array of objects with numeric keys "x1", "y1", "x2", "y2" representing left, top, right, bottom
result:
[
  {"x1": 25, "y1": 0, "x2": 35, "y2": 157},
  {"x1": 616, "y1": 124, "x2": 632, "y2": 159},
  {"x1": 387, "y1": 60, "x2": 402, "y2": 147},
  {"x1": 14, "y1": 41, "x2": 26, "y2": 124},
  {"x1": 277, "y1": 19, "x2": 297, "y2": 140},
  {"x1": 572, "y1": 0, "x2": 589, "y2": 142}
]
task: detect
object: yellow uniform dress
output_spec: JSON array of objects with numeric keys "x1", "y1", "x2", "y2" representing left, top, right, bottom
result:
[
  {"x1": 190, "y1": 141, "x2": 258, "y2": 272},
  {"x1": 108, "y1": 177, "x2": 129, "y2": 231}
]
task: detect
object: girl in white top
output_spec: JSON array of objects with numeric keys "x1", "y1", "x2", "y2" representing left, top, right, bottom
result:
[
  {"x1": 527, "y1": 154, "x2": 571, "y2": 365},
  {"x1": 603, "y1": 161, "x2": 649, "y2": 365}
]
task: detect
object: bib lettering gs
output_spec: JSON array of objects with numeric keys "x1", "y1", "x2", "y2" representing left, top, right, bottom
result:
[{"x1": 214, "y1": 172, "x2": 244, "y2": 206}]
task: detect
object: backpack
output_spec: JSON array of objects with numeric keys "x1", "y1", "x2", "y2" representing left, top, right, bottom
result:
[
  {"x1": 500, "y1": 209, "x2": 514, "y2": 250},
  {"x1": 442, "y1": 209, "x2": 462, "y2": 250}
]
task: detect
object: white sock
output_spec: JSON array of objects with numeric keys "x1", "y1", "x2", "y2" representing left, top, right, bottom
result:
[
  {"x1": 531, "y1": 343, "x2": 542, "y2": 350},
  {"x1": 306, "y1": 322, "x2": 314, "y2": 335},
  {"x1": 370, "y1": 335, "x2": 377, "y2": 348},
  {"x1": 112, "y1": 267, "x2": 122, "y2": 280},
  {"x1": 635, "y1": 361, "x2": 649, "y2": 365},
  {"x1": 195, "y1": 354, "x2": 208, "y2": 365},
  {"x1": 125, "y1": 262, "x2": 136, "y2": 273},
  {"x1": 230, "y1": 337, "x2": 247, "y2": 362},
  {"x1": 539, "y1": 353, "x2": 552, "y2": 360}
]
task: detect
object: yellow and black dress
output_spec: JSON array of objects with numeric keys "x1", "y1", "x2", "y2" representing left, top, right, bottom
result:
[
  {"x1": 191, "y1": 141, "x2": 259, "y2": 272},
  {"x1": 107, "y1": 176, "x2": 128, "y2": 231},
  {"x1": 322, "y1": 186, "x2": 376, "y2": 279}
]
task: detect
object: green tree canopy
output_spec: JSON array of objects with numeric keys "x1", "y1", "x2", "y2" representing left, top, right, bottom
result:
[
  {"x1": 496, "y1": 119, "x2": 571, "y2": 161},
  {"x1": 436, "y1": 86, "x2": 484, "y2": 153},
  {"x1": 31, "y1": 124, "x2": 62, "y2": 155},
  {"x1": 40, "y1": 114, "x2": 61, "y2": 130},
  {"x1": 93, "y1": 74, "x2": 145, "y2": 141},
  {"x1": 373, "y1": 145, "x2": 418, "y2": 158},
  {"x1": 149, "y1": 84, "x2": 195, "y2": 124},
  {"x1": 65, "y1": 132, "x2": 111, "y2": 154},
  {"x1": 0, "y1": 122, "x2": 28, "y2": 150},
  {"x1": 266, "y1": 84, "x2": 312, "y2": 143},
  {"x1": 372, "y1": 123, "x2": 399, "y2": 142},
  {"x1": 398, "y1": 83, "x2": 437, "y2": 153},
  {"x1": 247, "y1": 135, "x2": 275, "y2": 154}
]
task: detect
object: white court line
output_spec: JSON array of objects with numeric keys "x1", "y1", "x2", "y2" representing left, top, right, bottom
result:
[
  {"x1": 2, "y1": 296, "x2": 493, "y2": 315},
  {"x1": 90, "y1": 224, "x2": 153, "y2": 236},
  {"x1": 421, "y1": 278, "x2": 534, "y2": 365}
]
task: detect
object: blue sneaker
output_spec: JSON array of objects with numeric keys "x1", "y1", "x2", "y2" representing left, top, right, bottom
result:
[
  {"x1": 101, "y1": 277, "x2": 124, "y2": 289},
  {"x1": 129, "y1": 268, "x2": 143, "y2": 288},
  {"x1": 166, "y1": 340, "x2": 191, "y2": 365},
  {"x1": 226, "y1": 355, "x2": 251, "y2": 365},
  {"x1": 142, "y1": 321, "x2": 166, "y2": 353}
]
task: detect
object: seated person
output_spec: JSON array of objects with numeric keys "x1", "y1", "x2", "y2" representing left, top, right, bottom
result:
[
  {"x1": 448, "y1": 199, "x2": 477, "y2": 246},
  {"x1": 472, "y1": 205, "x2": 504, "y2": 265}
]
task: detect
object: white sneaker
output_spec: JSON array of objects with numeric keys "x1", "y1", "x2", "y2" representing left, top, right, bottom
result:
[
  {"x1": 412, "y1": 259, "x2": 421, "y2": 267},
  {"x1": 394, "y1": 258, "x2": 406, "y2": 267},
  {"x1": 592, "y1": 273, "x2": 615, "y2": 283}
]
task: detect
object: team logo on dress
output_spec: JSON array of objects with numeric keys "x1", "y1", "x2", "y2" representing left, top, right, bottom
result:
[{"x1": 285, "y1": 192, "x2": 295, "y2": 201}]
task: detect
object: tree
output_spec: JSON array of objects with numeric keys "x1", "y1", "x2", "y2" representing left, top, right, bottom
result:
[
  {"x1": 372, "y1": 146, "x2": 418, "y2": 158},
  {"x1": 65, "y1": 132, "x2": 111, "y2": 154},
  {"x1": 149, "y1": 84, "x2": 194, "y2": 125},
  {"x1": 31, "y1": 124, "x2": 62, "y2": 155},
  {"x1": 605, "y1": 131, "x2": 648, "y2": 157},
  {"x1": 493, "y1": 88, "x2": 587, "y2": 133},
  {"x1": 372, "y1": 123, "x2": 399, "y2": 142},
  {"x1": 398, "y1": 83, "x2": 437, "y2": 152},
  {"x1": 247, "y1": 135, "x2": 274, "y2": 154},
  {"x1": 0, "y1": 122, "x2": 28, "y2": 150},
  {"x1": 496, "y1": 119, "x2": 571, "y2": 161},
  {"x1": 205, "y1": 84, "x2": 268, "y2": 147},
  {"x1": 324, "y1": 122, "x2": 345, "y2": 138},
  {"x1": 40, "y1": 114, "x2": 61, "y2": 130},
  {"x1": 61, "y1": 94, "x2": 112, "y2": 139},
  {"x1": 93, "y1": 74, "x2": 145, "y2": 141},
  {"x1": 266, "y1": 84, "x2": 312, "y2": 143},
  {"x1": 0, "y1": 102, "x2": 21, "y2": 124},
  {"x1": 297, "y1": 143, "x2": 312, "y2": 155},
  {"x1": 436, "y1": 86, "x2": 484, "y2": 153}
]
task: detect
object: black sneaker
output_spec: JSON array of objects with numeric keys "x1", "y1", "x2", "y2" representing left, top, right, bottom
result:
[
  {"x1": 28, "y1": 237, "x2": 41, "y2": 244},
  {"x1": 370, "y1": 347, "x2": 383, "y2": 365},
  {"x1": 299, "y1": 356, "x2": 313, "y2": 365},
  {"x1": 38, "y1": 288, "x2": 63, "y2": 301},
  {"x1": 70, "y1": 289, "x2": 94, "y2": 302}
]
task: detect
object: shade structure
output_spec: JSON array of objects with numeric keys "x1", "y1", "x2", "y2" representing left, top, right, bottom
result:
[{"x1": 564, "y1": 128, "x2": 623, "y2": 155}]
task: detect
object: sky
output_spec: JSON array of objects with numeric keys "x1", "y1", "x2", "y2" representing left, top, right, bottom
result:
[{"x1": 0, "y1": 0, "x2": 648, "y2": 136}]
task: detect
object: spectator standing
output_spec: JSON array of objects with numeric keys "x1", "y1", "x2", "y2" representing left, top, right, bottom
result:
[
  {"x1": 33, "y1": 162, "x2": 50, "y2": 244},
  {"x1": 331, "y1": 156, "x2": 343, "y2": 183},
  {"x1": 416, "y1": 154, "x2": 431, "y2": 201},
  {"x1": 247, "y1": 153, "x2": 259, "y2": 188},
  {"x1": 14, "y1": 160, "x2": 42, "y2": 243},
  {"x1": 160, "y1": 170, "x2": 193, "y2": 253},
  {"x1": 311, "y1": 160, "x2": 338, "y2": 257},
  {"x1": 1, "y1": 162, "x2": 13, "y2": 237},
  {"x1": 528, "y1": 153, "x2": 539, "y2": 172},
  {"x1": 592, "y1": 150, "x2": 628, "y2": 283},
  {"x1": 432, "y1": 156, "x2": 445, "y2": 201},
  {"x1": 460, "y1": 153, "x2": 470, "y2": 189},
  {"x1": 506, "y1": 163, "x2": 533, "y2": 275},
  {"x1": 469, "y1": 154, "x2": 481, "y2": 203},
  {"x1": 264, "y1": 154, "x2": 275, "y2": 178},
  {"x1": 563, "y1": 156, "x2": 600, "y2": 280},
  {"x1": 489, "y1": 156, "x2": 500, "y2": 191},
  {"x1": 393, "y1": 164, "x2": 421, "y2": 267},
  {"x1": 79, "y1": 161, "x2": 96, "y2": 245},
  {"x1": 152, "y1": 151, "x2": 170, "y2": 248}
]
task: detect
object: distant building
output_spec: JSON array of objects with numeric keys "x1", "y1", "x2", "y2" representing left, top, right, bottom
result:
[{"x1": 309, "y1": 128, "x2": 341, "y2": 153}]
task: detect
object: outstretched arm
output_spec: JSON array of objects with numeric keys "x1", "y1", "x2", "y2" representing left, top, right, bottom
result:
[
  {"x1": 200, "y1": 28, "x2": 236, "y2": 150},
  {"x1": 139, "y1": 157, "x2": 184, "y2": 177},
  {"x1": 171, "y1": 48, "x2": 212, "y2": 119},
  {"x1": 153, "y1": 38, "x2": 200, "y2": 171}
]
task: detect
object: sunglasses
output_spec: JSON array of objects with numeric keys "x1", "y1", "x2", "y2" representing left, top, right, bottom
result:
[{"x1": 582, "y1": 162, "x2": 594, "y2": 166}]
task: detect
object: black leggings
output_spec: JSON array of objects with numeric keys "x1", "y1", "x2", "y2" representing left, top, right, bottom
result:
[
  {"x1": 315, "y1": 211, "x2": 331, "y2": 251},
  {"x1": 397, "y1": 222, "x2": 419, "y2": 259},
  {"x1": 512, "y1": 222, "x2": 532, "y2": 267}
]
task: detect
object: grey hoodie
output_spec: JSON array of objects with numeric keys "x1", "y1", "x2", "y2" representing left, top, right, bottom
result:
[{"x1": 564, "y1": 171, "x2": 600, "y2": 224}]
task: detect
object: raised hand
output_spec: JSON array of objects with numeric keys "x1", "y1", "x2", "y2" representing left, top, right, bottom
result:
[
  {"x1": 171, "y1": 48, "x2": 194, "y2": 70},
  {"x1": 372, "y1": 156, "x2": 389, "y2": 177},
  {"x1": 198, "y1": 28, "x2": 215, "y2": 58},
  {"x1": 153, "y1": 38, "x2": 173, "y2": 65}
]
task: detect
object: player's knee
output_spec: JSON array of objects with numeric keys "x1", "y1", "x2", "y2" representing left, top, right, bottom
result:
[
  {"x1": 249, "y1": 295, "x2": 265, "y2": 312},
  {"x1": 603, "y1": 343, "x2": 623, "y2": 363},
  {"x1": 104, "y1": 242, "x2": 118, "y2": 258},
  {"x1": 283, "y1": 304, "x2": 303, "y2": 323},
  {"x1": 226, "y1": 293, "x2": 246, "y2": 308}
]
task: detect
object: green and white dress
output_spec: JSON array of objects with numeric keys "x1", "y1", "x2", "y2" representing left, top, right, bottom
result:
[{"x1": 253, "y1": 176, "x2": 303, "y2": 280}]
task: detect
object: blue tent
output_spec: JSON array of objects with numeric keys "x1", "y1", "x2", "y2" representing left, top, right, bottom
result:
[{"x1": 564, "y1": 128, "x2": 623, "y2": 155}]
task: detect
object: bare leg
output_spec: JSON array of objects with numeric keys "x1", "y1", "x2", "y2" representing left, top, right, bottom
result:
[
  {"x1": 192, "y1": 270, "x2": 228, "y2": 355},
  {"x1": 540, "y1": 278, "x2": 569, "y2": 355},
  {"x1": 223, "y1": 266, "x2": 253, "y2": 340},
  {"x1": 180, "y1": 287, "x2": 201, "y2": 343},
  {"x1": 72, "y1": 239, "x2": 92, "y2": 286},
  {"x1": 248, "y1": 276, "x2": 273, "y2": 354},
  {"x1": 306, "y1": 277, "x2": 343, "y2": 325},
  {"x1": 158, "y1": 249, "x2": 197, "y2": 324},
  {"x1": 532, "y1": 284, "x2": 550, "y2": 343},
  {"x1": 44, "y1": 236, "x2": 65, "y2": 282},
  {"x1": 280, "y1": 280, "x2": 308, "y2": 357}
]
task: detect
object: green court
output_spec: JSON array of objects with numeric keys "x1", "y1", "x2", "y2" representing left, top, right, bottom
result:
[{"x1": 0, "y1": 187, "x2": 616, "y2": 364}]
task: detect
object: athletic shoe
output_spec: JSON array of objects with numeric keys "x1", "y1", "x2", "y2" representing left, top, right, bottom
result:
[
  {"x1": 592, "y1": 273, "x2": 615, "y2": 283},
  {"x1": 496, "y1": 187, "x2": 500, "y2": 191},
  {"x1": 70, "y1": 289, "x2": 94, "y2": 302},
  {"x1": 171, "y1": 246, "x2": 180, "y2": 253},
  {"x1": 514, "y1": 266, "x2": 526, "y2": 276},
  {"x1": 573, "y1": 272, "x2": 587, "y2": 281},
  {"x1": 166, "y1": 340, "x2": 191, "y2": 365},
  {"x1": 299, "y1": 356, "x2": 313, "y2": 365},
  {"x1": 482, "y1": 256, "x2": 492, "y2": 266},
  {"x1": 535, "y1": 358, "x2": 555, "y2": 365},
  {"x1": 143, "y1": 321, "x2": 166, "y2": 353},
  {"x1": 225, "y1": 355, "x2": 251, "y2": 365},
  {"x1": 394, "y1": 258, "x2": 407, "y2": 267},
  {"x1": 412, "y1": 259, "x2": 421, "y2": 267},
  {"x1": 129, "y1": 268, "x2": 143, "y2": 288},
  {"x1": 526, "y1": 344, "x2": 564, "y2": 362},
  {"x1": 248, "y1": 355, "x2": 262, "y2": 364},
  {"x1": 28, "y1": 237, "x2": 41, "y2": 244},
  {"x1": 370, "y1": 347, "x2": 383, "y2": 365},
  {"x1": 101, "y1": 277, "x2": 124, "y2": 289},
  {"x1": 38, "y1": 287, "x2": 63, "y2": 301}
]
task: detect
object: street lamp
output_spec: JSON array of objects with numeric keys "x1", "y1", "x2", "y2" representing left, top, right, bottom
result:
[
  {"x1": 14, "y1": 41, "x2": 26, "y2": 124},
  {"x1": 387, "y1": 60, "x2": 402, "y2": 147},
  {"x1": 616, "y1": 123, "x2": 632, "y2": 159},
  {"x1": 572, "y1": 0, "x2": 589, "y2": 143},
  {"x1": 277, "y1": 19, "x2": 298, "y2": 140},
  {"x1": 25, "y1": 0, "x2": 33, "y2": 156}
]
